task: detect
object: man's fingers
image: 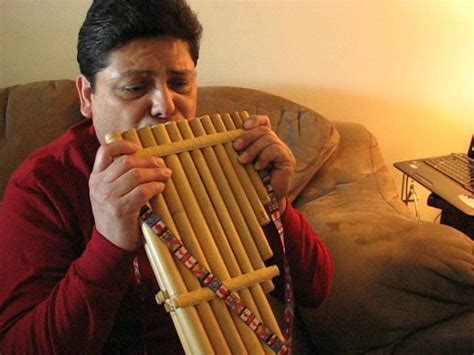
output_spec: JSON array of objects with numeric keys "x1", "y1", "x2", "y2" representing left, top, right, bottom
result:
[
  {"x1": 103, "y1": 154, "x2": 166, "y2": 180},
  {"x1": 120, "y1": 180, "x2": 168, "y2": 212},
  {"x1": 236, "y1": 131, "x2": 280, "y2": 164},
  {"x1": 234, "y1": 125, "x2": 272, "y2": 151},
  {"x1": 113, "y1": 166, "x2": 172, "y2": 196},
  {"x1": 93, "y1": 141, "x2": 141, "y2": 173},
  {"x1": 243, "y1": 115, "x2": 271, "y2": 129}
]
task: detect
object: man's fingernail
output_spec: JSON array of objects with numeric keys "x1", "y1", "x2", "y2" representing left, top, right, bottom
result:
[
  {"x1": 243, "y1": 120, "x2": 254, "y2": 129},
  {"x1": 153, "y1": 157, "x2": 164, "y2": 166},
  {"x1": 234, "y1": 138, "x2": 243, "y2": 149},
  {"x1": 239, "y1": 151, "x2": 249, "y2": 162}
]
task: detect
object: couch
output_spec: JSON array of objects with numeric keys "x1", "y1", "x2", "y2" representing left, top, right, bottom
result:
[{"x1": 1, "y1": 80, "x2": 473, "y2": 353}]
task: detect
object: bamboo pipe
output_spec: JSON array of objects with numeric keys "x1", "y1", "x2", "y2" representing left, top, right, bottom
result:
[
  {"x1": 170, "y1": 266, "x2": 279, "y2": 308},
  {"x1": 222, "y1": 112, "x2": 271, "y2": 206},
  {"x1": 213, "y1": 113, "x2": 271, "y2": 217},
  {"x1": 151, "y1": 123, "x2": 254, "y2": 353},
  {"x1": 164, "y1": 121, "x2": 271, "y2": 352},
  {"x1": 169, "y1": 121, "x2": 284, "y2": 352},
  {"x1": 199, "y1": 115, "x2": 274, "y2": 262},
  {"x1": 181, "y1": 119, "x2": 284, "y2": 342},
  {"x1": 108, "y1": 115, "x2": 287, "y2": 353},
  {"x1": 135, "y1": 126, "x2": 233, "y2": 353},
  {"x1": 208, "y1": 114, "x2": 274, "y2": 261},
  {"x1": 104, "y1": 129, "x2": 215, "y2": 354},
  {"x1": 187, "y1": 117, "x2": 273, "y2": 290}
]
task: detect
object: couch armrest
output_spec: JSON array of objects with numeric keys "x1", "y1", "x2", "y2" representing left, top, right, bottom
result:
[{"x1": 294, "y1": 121, "x2": 474, "y2": 352}]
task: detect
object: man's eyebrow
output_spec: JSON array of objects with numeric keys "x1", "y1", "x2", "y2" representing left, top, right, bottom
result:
[
  {"x1": 117, "y1": 69, "x2": 153, "y2": 78},
  {"x1": 115, "y1": 69, "x2": 195, "y2": 78},
  {"x1": 168, "y1": 68, "x2": 195, "y2": 76}
]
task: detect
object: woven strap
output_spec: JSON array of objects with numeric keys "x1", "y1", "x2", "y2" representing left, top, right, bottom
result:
[{"x1": 259, "y1": 170, "x2": 295, "y2": 350}]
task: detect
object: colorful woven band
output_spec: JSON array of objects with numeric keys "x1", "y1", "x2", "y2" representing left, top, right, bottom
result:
[{"x1": 259, "y1": 170, "x2": 295, "y2": 350}]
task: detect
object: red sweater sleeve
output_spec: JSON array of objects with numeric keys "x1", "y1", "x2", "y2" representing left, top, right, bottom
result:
[
  {"x1": 264, "y1": 201, "x2": 334, "y2": 308},
  {"x1": 0, "y1": 177, "x2": 133, "y2": 353}
]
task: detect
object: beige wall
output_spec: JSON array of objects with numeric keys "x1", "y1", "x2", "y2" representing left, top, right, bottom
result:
[{"x1": 1, "y1": 0, "x2": 473, "y2": 221}]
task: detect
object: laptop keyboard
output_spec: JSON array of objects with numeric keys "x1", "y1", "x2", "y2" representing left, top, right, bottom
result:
[{"x1": 425, "y1": 153, "x2": 474, "y2": 193}]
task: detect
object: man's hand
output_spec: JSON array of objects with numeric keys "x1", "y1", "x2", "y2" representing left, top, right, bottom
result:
[
  {"x1": 233, "y1": 115, "x2": 295, "y2": 212},
  {"x1": 89, "y1": 141, "x2": 172, "y2": 251}
]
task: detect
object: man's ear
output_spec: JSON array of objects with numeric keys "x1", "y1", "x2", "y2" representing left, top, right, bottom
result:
[{"x1": 76, "y1": 75, "x2": 93, "y2": 118}]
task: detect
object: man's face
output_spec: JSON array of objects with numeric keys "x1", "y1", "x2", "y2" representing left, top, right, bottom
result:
[{"x1": 77, "y1": 37, "x2": 198, "y2": 143}]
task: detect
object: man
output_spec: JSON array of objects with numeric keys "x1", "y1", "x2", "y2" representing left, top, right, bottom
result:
[{"x1": 0, "y1": 0, "x2": 333, "y2": 353}]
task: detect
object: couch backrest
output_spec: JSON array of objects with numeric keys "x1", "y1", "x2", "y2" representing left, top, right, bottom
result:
[
  {"x1": 0, "y1": 80, "x2": 339, "y2": 201},
  {"x1": 0, "y1": 81, "x2": 83, "y2": 200}
]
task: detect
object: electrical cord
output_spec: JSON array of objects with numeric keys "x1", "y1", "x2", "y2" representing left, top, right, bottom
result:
[
  {"x1": 400, "y1": 175, "x2": 420, "y2": 219},
  {"x1": 408, "y1": 181, "x2": 420, "y2": 219}
]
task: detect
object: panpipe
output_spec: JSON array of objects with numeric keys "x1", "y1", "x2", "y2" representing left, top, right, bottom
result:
[{"x1": 105, "y1": 112, "x2": 286, "y2": 354}]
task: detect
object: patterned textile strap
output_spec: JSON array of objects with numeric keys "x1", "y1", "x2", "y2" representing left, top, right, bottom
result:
[
  {"x1": 259, "y1": 170, "x2": 295, "y2": 350},
  {"x1": 139, "y1": 171, "x2": 293, "y2": 354}
]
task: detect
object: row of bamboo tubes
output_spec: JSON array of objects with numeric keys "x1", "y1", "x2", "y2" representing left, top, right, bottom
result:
[{"x1": 105, "y1": 112, "x2": 284, "y2": 354}]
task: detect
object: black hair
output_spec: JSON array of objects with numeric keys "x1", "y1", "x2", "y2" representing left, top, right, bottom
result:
[{"x1": 77, "y1": 0, "x2": 203, "y2": 89}]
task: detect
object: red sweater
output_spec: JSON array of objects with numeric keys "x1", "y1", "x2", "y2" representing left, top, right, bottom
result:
[{"x1": 0, "y1": 119, "x2": 333, "y2": 354}]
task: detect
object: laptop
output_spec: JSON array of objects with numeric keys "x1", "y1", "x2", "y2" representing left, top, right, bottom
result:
[{"x1": 394, "y1": 135, "x2": 474, "y2": 216}]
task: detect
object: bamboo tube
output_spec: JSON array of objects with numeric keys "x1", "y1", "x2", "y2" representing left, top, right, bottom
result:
[
  {"x1": 180, "y1": 119, "x2": 283, "y2": 342},
  {"x1": 221, "y1": 112, "x2": 271, "y2": 206},
  {"x1": 200, "y1": 116, "x2": 285, "y2": 346},
  {"x1": 166, "y1": 122, "x2": 241, "y2": 276},
  {"x1": 108, "y1": 116, "x2": 287, "y2": 354},
  {"x1": 151, "y1": 123, "x2": 252, "y2": 353},
  {"x1": 200, "y1": 115, "x2": 273, "y2": 261},
  {"x1": 214, "y1": 113, "x2": 271, "y2": 218},
  {"x1": 188, "y1": 118, "x2": 273, "y2": 282},
  {"x1": 136, "y1": 126, "x2": 234, "y2": 353},
  {"x1": 176, "y1": 119, "x2": 264, "y2": 279},
  {"x1": 188, "y1": 118, "x2": 275, "y2": 299},
  {"x1": 104, "y1": 130, "x2": 215, "y2": 354},
  {"x1": 142, "y1": 226, "x2": 211, "y2": 354},
  {"x1": 136, "y1": 130, "x2": 243, "y2": 158},
  {"x1": 229, "y1": 111, "x2": 244, "y2": 131},
  {"x1": 170, "y1": 266, "x2": 279, "y2": 308},
  {"x1": 162, "y1": 121, "x2": 268, "y2": 353},
  {"x1": 168, "y1": 121, "x2": 271, "y2": 349}
]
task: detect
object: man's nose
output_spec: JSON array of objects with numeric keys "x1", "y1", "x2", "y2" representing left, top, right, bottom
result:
[{"x1": 150, "y1": 87, "x2": 176, "y2": 119}]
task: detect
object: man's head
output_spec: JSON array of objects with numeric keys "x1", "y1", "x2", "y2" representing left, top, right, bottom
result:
[
  {"x1": 77, "y1": 0, "x2": 202, "y2": 90},
  {"x1": 76, "y1": 0, "x2": 203, "y2": 143}
]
